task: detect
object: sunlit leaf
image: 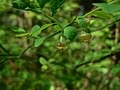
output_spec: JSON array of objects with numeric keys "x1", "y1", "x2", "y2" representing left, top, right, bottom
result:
[
  {"x1": 13, "y1": 28, "x2": 25, "y2": 33},
  {"x1": 39, "y1": 57, "x2": 47, "y2": 65},
  {"x1": 31, "y1": 24, "x2": 52, "y2": 37},
  {"x1": 90, "y1": 11, "x2": 112, "y2": 20},
  {"x1": 93, "y1": 3, "x2": 120, "y2": 14},
  {"x1": 40, "y1": 24, "x2": 53, "y2": 31},
  {"x1": 31, "y1": 25, "x2": 41, "y2": 36},
  {"x1": 15, "y1": 33, "x2": 30, "y2": 37},
  {"x1": 34, "y1": 37, "x2": 44, "y2": 47}
]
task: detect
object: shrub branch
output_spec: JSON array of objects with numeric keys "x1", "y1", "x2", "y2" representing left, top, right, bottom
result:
[{"x1": 75, "y1": 51, "x2": 120, "y2": 69}]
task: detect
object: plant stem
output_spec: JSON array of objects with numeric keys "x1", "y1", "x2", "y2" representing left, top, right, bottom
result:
[
  {"x1": 65, "y1": 16, "x2": 77, "y2": 27},
  {"x1": 83, "y1": 7, "x2": 100, "y2": 18},
  {"x1": 97, "y1": 18, "x2": 120, "y2": 30},
  {"x1": 0, "y1": 44, "x2": 11, "y2": 55},
  {"x1": 45, "y1": 15, "x2": 63, "y2": 30},
  {"x1": 18, "y1": 30, "x2": 61, "y2": 58},
  {"x1": 74, "y1": 51, "x2": 120, "y2": 69},
  {"x1": 30, "y1": 8, "x2": 64, "y2": 31},
  {"x1": 19, "y1": 44, "x2": 33, "y2": 58},
  {"x1": 45, "y1": 30, "x2": 61, "y2": 39}
]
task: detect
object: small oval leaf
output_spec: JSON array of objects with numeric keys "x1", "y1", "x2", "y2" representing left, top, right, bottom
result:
[
  {"x1": 34, "y1": 37, "x2": 44, "y2": 47},
  {"x1": 31, "y1": 25, "x2": 41, "y2": 36},
  {"x1": 13, "y1": 28, "x2": 25, "y2": 33},
  {"x1": 31, "y1": 24, "x2": 52, "y2": 37},
  {"x1": 15, "y1": 33, "x2": 30, "y2": 37},
  {"x1": 40, "y1": 24, "x2": 53, "y2": 31},
  {"x1": 39, "y1": 57, "x2": 47, "y2": 65}
]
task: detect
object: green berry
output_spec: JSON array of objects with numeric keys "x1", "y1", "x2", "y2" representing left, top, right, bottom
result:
[{"x1": 63, "y1": 26, "x2": 77, "y2": 41}]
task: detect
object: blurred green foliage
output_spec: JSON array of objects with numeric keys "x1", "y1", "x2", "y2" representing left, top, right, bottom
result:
[{"x1": 0, "y1": 0, "x2": 120, "y2": 90}]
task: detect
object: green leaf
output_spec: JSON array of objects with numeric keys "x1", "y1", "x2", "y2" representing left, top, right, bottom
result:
[
  {"x1": 64, "y1": 26, "x2": 77, "y2": 41},
  {"x1": 31, "y1": 24, "x2": 52, "y2": 37},
  {"x1": 34, "y1": 37, "x2": 44, "y2": 47},
  {"x1": 90, "y1": 11, "x2": 112, "y2": 20},
  {"x1": 13, "y1": 28, "x2": 25, "y2": 33},
  {"x1": 31, "y1": 25, "x2": 41, "y2": 36},
  {"x1": 28, "y1": 0, "x2": 39, "y2": 8},
  {"x1": 40, "y1": 23, "x2": 53, "y2": 31},
  {"x1": 91, "y1": 31, "x2": 104, "y2": 36},
  {"x1": 15, "y1": 33, "x2": 30, "y2": 37},
  {"x1": 39, "y1": 57, "x2": 47, "y2": 65},
  {"x1": 21, "y1": 0, "x2": 30, "y2": 4},
  {"x1": 112, "y1": 43, "x2": 120, "y2": 51},
  {"x1": 50, "y1": 0, "x2": 65, "y2": 16},
  {"x1": 37, "y1": 0, "x2": 50, "y2": 8},
  {"x1": 93, "y1": 3, "x2": 120, "y2": 14},
  {"x1": 113, "y1": 11, "x2": 120, "y2": 16},
  {"x1": 12, "y1": 0, "x2": 26, "y2": 9},
  {"x1": 110, "y1": 65, "x2": 120, "y2": 75}
]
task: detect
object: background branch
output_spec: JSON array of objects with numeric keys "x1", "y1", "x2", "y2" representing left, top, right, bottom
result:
[
  {"x1": 98, "y1": 19, "x2": 120, "y2": 30},
  {"x1": 75, "y1": 51, "x2": 120, "y2": 69},
  {"x1": 19, "y1": 44, "x2": 33, "y2": 58},
  {"x1": 0, "y1": 44, "x2": 11, "y2": 55}
]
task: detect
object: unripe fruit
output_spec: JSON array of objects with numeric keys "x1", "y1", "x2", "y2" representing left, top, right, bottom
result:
[
  {"x1": 56, "y1": 42, "x2": 66, "y2": 52},
  {"x1": 63, "y1": 26, "x2": 77, "y2": 41},
  {"x1": 80, "y1": 33, "x2": 92, "y2": 43},
  {"x1": 41, "y1": 65, "x2": 48, "y2": 71}
]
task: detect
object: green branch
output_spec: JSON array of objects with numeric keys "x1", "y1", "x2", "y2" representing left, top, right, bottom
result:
[
  {"x1": 45, "y1": 30, "x2": 61, "y2": 39},
  {"x1": 17, "y1": 0, "x2": 120, "y2": 58},
  {"x1": 90, "y1": 18, "x2": 120, "y2": 32},
  {"x1": 75, "y1": 51, "x2": 120, "y2": 69},
  {"x1": 98, "y1": 18, "x2": 120, "y2": 30},
  {"x1": 83, "y1": 8, "x2": 100, "y2": 18},
  {"x1": 26, "y1": 8, "x2": 63, "y2": 31},
  {"x1": 19, "y1": 44, "x2": 33, "y2": 58},
  {"x1": 18, "y1": 30, "x2": 61, "y2": 57},
  {"x1": 44, "y1": 14, "x2": 64, "y2": 30},
  {"x1": 0, "y1": 44, "x2": 11, "y2": 55}
]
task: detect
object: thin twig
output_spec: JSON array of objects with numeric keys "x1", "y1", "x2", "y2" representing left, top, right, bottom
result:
[
  {"x1": 19, "y1": 44, "x2": 33, "y2": 58},
  {"x1": 45, "y1": 30, "x2": 61, "y2": 39},
  {"x1": 65, "y1": 16, "x2": 77, "y2": 27},
  {"x1": 0, "y1": 44, "x2": 11, "y2": 55},
  {"x1": 75, "y1": 51, "x2": 120, "y2": 69},
  {"x1": 18, "y1": 30, "x2": 61, "y2": 58},
  {"x1": 26, "y1": 8, "x2": 64, "y2": 30},
  {"x1": 98, "y1": 19, "x2": 120, "y2": 30},
  {"x1": 90, "y1": 18, "x2": 120, "y2": 33}
]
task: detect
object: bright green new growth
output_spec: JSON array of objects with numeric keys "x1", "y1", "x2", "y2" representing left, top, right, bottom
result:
[{"x1": 63, "y1": 26, "x2": 77, "y2": 41}]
